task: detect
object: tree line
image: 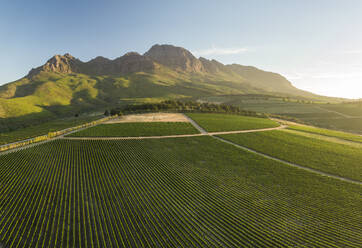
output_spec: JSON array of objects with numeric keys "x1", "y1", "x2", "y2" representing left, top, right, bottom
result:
[{"x1": 104, "y1": 100, "x2": 267, "y2": 118}]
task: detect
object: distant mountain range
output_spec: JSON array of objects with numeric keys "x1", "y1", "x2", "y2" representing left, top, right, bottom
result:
[{"x1": 0, "y1": 44, "x2": 333, "y2": 120}]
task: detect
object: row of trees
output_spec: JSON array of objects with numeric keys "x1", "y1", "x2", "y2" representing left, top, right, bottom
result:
[
  {"x1": 105, "y1": 100, "x2": 267, "y2": 118},
  {"x1": 103, "y1": 109, "x2": 122, "y2": 116}
]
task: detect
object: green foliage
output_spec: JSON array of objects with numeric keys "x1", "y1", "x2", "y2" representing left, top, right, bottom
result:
[
  {"x1": 187, "y1": 113, "x2": 279, "y2": 132},
  {"x1": 67, "y1": 122, "x2": 199, "y2": 137},
  {"x1": 114, "y1": 100, "x2": 264, "y2": 116},
  {"x1": 0, "y1": 137, "x2": 360, "y2": 247},
  {"x1": 220, "y1": 130, "x2": 362, "y2": 181}
]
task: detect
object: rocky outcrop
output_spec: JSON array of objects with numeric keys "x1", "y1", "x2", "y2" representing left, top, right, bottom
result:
[
  {"x1": 27, "y1": 45, "x2": 225, "y2": 77},
  {"x1": 28, "y1": 53, "x2": 82, "y2": 77},
  {"x1": 199, "y1": 57, "x2": 230, "y2": 74},
  {"x1": 83, "y1": 56, "x2": 113, "y2": 75},
  {"x1": 28, "y1": 52, "x2": 155, "y2": 77},
  {"x1": 113, "y1": 52, "x2": 155, "y2": 74},
  {"x1": 144, "y1": 44, "x2": 205, "y2": 72}
]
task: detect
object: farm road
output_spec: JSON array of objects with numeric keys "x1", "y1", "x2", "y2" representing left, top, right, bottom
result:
[{"x1": 62, "y1": 125, "x2": 287, "y2": 140}]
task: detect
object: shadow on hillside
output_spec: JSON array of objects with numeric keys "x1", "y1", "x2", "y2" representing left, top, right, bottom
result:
[
  {"x1": 0, "y1": 102, "x2": 103, "y2": 133},
  {"x1": 14, "y1": 81, "x2": 44, "y2": 97}
]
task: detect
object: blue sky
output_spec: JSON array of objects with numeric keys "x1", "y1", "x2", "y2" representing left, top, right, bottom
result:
[{"x1": 1, "y1": 0, "x2": 362, "y2": 98}]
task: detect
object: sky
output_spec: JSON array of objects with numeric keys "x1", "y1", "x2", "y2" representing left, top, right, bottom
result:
[{"x1": 1, "y1": 0, "x2": 362, "y2": 99}]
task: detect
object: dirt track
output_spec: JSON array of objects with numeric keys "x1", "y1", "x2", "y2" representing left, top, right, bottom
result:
[{"x1": 63, "y1": 125, "x2": 287, "y2": 140}]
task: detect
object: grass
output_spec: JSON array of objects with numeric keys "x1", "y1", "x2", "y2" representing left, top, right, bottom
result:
[
  {"x1": 0, "y1": 137, "x2": 360, "y2": 247},
  {"x1": 67, "y1": 122, "x2": 199, "y2": 137},
  {"x1": 219, "y1": 130, "x2": 362, "y2": 181},
  {"x1": 288, "y1": 125, "x2": 362, "y2": 143},
  {"x1": 0, "y1": 115, "x2": 102, "y2": 145},
  {"x1": 186, "y1": 113, "x2": 279, "y2": 132}
]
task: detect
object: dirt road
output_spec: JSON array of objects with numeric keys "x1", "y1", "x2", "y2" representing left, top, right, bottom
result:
[{"x1": 63, "y1": 125, "x2": 287, "y2": 140}]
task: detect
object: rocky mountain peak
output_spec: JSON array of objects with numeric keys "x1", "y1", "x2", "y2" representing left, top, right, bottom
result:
[
  {"x1": 123, "y1": 52, "x2": 141, "y2": 57},
  {"x1": 114, "y1": 52, "x2": 155, "y2": 74},
  {"x1": 27, "y1": 53, "x2": 81, "y2": 77},
  {"x1": 144, "y1": 44, "x2": 204, "y2": 72}
]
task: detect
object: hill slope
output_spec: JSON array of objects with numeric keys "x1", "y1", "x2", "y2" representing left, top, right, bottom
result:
[{"x1": 0, "y1": 44, "x2": 333, "y2": 123}]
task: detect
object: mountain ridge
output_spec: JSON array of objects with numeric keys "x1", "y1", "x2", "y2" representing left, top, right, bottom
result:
[
  {"x1": 0, "y1": 44, "x2": 338, "y2": 123},
  {"x1": 22, "y1": 44, "x2": 306, "y2": 97}
]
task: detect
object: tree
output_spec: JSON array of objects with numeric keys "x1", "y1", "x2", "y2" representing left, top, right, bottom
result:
[
  {"x1": 104, "y1": 110, "x2": 110, "y2": 116},
  {"x1": 110, "y1": 109, "x2": 119, "y2": 116}
]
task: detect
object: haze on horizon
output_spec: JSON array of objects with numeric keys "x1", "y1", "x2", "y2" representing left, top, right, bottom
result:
[{"x1": 1, "y1": 0, "x2": 362, "y2": 99}]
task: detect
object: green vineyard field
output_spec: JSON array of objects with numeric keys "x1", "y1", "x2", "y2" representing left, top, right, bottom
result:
[
  {"x1": 220, "y1": 130, "x2": 362, "y2": 181},
  {"x1": 186, "y1": 113, "x2": 279, "y2": 132},
  {"x1": 0, "y1": 116, "x2": 101, "y2": 145},
  {"x1": 66, "y1": 122, "x2": 199, "y2": 137},
  {"x1": 0, "y1": 136, "x2": 361, "y2": 247}
]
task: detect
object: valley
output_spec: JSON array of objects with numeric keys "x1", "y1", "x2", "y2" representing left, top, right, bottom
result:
[
  {"x1": 2, "y1": 2, "x2": 362, "y2": 247},
  {"x1": 0, "y1": 45, "x2": 361, "y2": 248}
]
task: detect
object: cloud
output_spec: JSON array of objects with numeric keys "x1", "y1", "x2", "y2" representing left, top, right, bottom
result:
[{"x1": 193, "y1": 46, "x2": 249, "y2": 56}]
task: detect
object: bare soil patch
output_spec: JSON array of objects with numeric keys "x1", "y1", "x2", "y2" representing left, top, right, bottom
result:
[{"x1": 104, "y1": 113, "x2": 189, "y2": 123}]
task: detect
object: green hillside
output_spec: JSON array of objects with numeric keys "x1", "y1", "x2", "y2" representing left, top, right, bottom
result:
[{"x1": 0, "y1": 44, "x2": 342, "y2": 133}]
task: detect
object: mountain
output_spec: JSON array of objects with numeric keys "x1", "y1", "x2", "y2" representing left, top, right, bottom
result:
[
  {"x1": 144, "y1": 44, "x2": 204, "y2": 72},
  {"x1": 27, "y1": 52, "x2": 156, "y2": 76},
  {"x1": 0, "y1": 44, "x2": 332, "y2": 126},
  {"x1": 27, "y1": 53, "x2": 82, "y2": 77}
]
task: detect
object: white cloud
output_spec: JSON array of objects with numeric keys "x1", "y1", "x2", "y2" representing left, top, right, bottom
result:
[{"x1": 193, "y1": 45, "x2": 249, "y2": 56}]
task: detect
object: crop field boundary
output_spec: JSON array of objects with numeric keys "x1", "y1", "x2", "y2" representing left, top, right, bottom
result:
[
  {"x1": 213, "y1": 135, "x2": 362, "y2": 186},
  {"x1": 0, "y1": 113, "x2": 282, "y2": 154},
  {"x1": 183, "y1": 114, "x2": 208, "y2": 133}
]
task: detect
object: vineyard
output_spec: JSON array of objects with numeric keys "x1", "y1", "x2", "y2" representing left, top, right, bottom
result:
[
  {"x1": 66, "y1": 122, "x2": 199, "y2": 137},
  {"x1": 186, "y1": 113, "x2": 279, "y2": 132},
  {"x1": 0, "y1": 115, "x2": 102, "y2": 145},
  {"x1": 219, "y1": 130, "x2": 362, "y2": 181},
  {"x1": 0, "y1": 137, "x2": 361, "y2": 247},
  {"x1": 288, "y1": 125, "x2": 362, "y2": 143}
]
